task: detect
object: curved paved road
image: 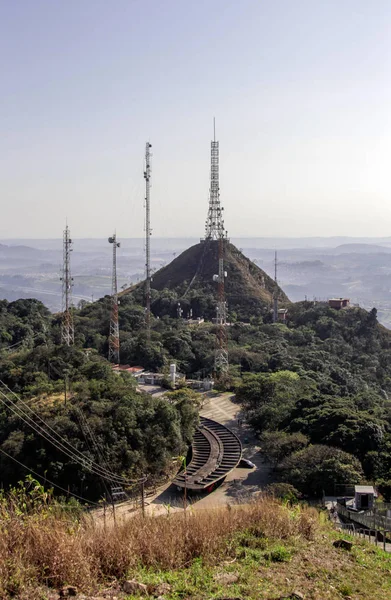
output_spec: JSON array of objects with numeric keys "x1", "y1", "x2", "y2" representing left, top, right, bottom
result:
[
  {"x1": 94, "y1": 391, "x2": 271, "y2": 522},
  {"x1": 146, "y1": 392, "x2": 271, "y2": 514}
]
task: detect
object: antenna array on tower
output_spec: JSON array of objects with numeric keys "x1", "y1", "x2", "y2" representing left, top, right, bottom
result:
[
  {"x1": 108, "y1": 233, "x2": 120, "y2": 364},
  {"x1": 205, "y1": 120, "x2": 225, "y2": 241},
  {"x1": 60, "y1": 225, "x2": 74, "y2": 346},
  {"x1": 205, "y1": 122, "x2": 229, "y2": 376},
  {"x1": 144, "y1": 142, "x2": 152, "y2": 341}
]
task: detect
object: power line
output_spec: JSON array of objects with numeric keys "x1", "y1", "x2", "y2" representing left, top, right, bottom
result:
[
  {"x1": 0, "y1": 445, "x2": 99, "y2": 506},
  {"x1": 0, "y1": 388, "x2": 126, "y2": 483},
  {"x1": 45, "y1": 361, "x2": 117, "y2": 494},
  {"x1": 73, "y1": 406, "x2": 114, "y2": 501},
  {"x1": 0, "y1": 329, "x2": 47, "y2": 354},
  {"x1": 0, "y1": 382, "x2": 132, "y2": 484}
]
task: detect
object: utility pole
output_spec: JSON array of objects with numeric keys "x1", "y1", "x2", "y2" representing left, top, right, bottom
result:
[
  {"x1": 140, "y1": 478, "x2": 145, "y2": 518},
  {"x1": 204, "y1": 120, "x2": 229, "y2": 375},
  {"x1": 144, "y1": 142, "x2": 152, "y2": 341},
  {"x1": 108, "y1": 234, "x2": 120, "y2": 364},
  {"x1": 60, "y1": 224, "x2": 75, "y2": 345},
  {"x1": 273, "y1": 250, "x2": 278, "y2": 323}
]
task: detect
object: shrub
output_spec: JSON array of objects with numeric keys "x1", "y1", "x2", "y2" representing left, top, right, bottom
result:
[{"x1": 277, "y1": 444, "x2": 364, "y2": 496}]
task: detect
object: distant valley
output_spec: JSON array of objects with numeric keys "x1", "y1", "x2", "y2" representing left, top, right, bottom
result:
[{"x1": 2, "y1": 236, "x2": 391, "y2": 327}]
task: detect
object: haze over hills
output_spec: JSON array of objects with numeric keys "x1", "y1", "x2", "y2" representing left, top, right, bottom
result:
[{"x1": 1, "y1": 236, "x2": 391, "y2": 325}]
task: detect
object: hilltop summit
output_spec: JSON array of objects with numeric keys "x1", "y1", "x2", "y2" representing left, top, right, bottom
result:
[{"x1": 136, "y1": 240, "x2": 290, "y2": 321}]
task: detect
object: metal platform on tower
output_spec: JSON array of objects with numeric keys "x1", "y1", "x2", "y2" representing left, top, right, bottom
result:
[{"x1": 172, "y1": 416, "x2": 242, "y2": 492}]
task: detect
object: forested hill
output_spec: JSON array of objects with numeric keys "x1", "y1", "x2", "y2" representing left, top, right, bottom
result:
[
  {"x1": 2, "y1": 295, "x2": 391, "y2": 498},
  {"x1": 122, "y1": 240, "x2": 289, "y2": 321}
]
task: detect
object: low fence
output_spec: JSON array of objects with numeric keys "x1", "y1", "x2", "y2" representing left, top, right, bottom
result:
[
  {"x1": 337, "y1": 502, "x2": 391, "y2": 531},
  {"x1": 337, "y1": 522, "x2": 390, "y2": 553}
]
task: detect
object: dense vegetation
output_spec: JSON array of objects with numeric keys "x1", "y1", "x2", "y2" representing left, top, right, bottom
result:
[
  {"x1": 0, "y1": 299, "x2": 199, "y2": 500},
  {"x1": 2, "y1": 284, "x2": 391, "y2": 497}
]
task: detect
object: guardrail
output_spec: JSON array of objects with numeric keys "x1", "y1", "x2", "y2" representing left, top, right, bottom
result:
[
  {"x1": 337, "y1": 502, "x2": 391, "y2": 531},
  {"x1": 338, "y1": 522, "x2": 390, "y2": 552}
]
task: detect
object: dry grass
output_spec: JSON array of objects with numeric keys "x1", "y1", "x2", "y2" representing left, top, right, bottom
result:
[
  {"x1": 1, "y1": 489, "x2": 391, "y2": 599},
  {"x1": 0, "y1": 492, "x2": 318, "y2": 598}
]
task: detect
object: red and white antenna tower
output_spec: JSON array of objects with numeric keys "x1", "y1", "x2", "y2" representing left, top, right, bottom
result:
[
  {"x1": 60, "y1": 224, "x2": 74, "y2": 346},
  {"x1": 144, "y1": 142, "x2": 152, "y2": 341},
  {"x1": 205, "y1": 121, "x2": 229, "y2": 375},
  {"x1": 108, "y1": 233, "x2": 120, "y2": 364},
  {"x1": 214, "y1": 236, "x2": 229, "y2": 374}
]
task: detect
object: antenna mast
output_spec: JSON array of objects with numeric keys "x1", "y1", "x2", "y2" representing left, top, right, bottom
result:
[
  {"x1": 205, "y1": 118, "x2": 225, "y2": 240},
  {"x1": 206, "y1": 121, "x2": 229, "y2": 375},
  {"x1": 60, "y1": 224, "x2": 74, "y2": 346},
  {"x1": 273, "y1": 250, "x2": 278, "y2": 323},
  {"x1": 215, "y1": 236, "x2": 229, "y2": 374},
  {"x1": 108, "y1": 233, "x2": 120, "y2": 364},
  {"x1": 144, "y1": 142, "x2": 152, "y2": 341}
]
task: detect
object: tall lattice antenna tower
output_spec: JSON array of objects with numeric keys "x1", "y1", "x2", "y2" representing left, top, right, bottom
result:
[
  {"x1": 144, "y1": 142, "x2": 152, "y2": 341},
  {"x1": 206, "y1": 121, "x2": 229, "y2": 375},
  {"x1": 60, "y1": 224, "x2": 74, "y2": 345},
  {"x1": 214, "y1": 237, "x2": 229, "y2": 374},
  {"x1": 273, "y1": 250, "x2": 278, "y2": 323},
  {"x1": 205, "y1": 119, "x2": 225, "y2": 240},
  {"x1": 108, "y1": 233, "x2": 120, "y2": 364}
]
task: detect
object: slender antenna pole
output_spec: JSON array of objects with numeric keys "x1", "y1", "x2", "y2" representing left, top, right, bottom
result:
[
  {"x1": 144, "y1": 142, "x2": 152, "y2": 341},
  {"x1": 108, "y1": 233, "x2": 120, "y2": 364},
  {"x1": 273, "y1": 250, "x2": 278, "y2": 323},
  {"x1": 60, "y1": 224, "x2": 74, "y2": 345}
]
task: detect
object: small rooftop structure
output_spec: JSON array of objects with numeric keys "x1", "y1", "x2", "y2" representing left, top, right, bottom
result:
[
  {"x1": 138, "y1": 372, "x2": 164, "y2": 385},
  {"x1": 328, "y1": 298, "x2": 350, "y2": 310},
  {"x1": 277, "y1": 308, "x2": 288, "y2": 322},
  {"x1": 112, "y1": 365, "x2": 144, "y2": 375},
  {"x1": 355, "y1": 485, "x2": 375, "y2": 511},
  {"x1": 187, "y1": 318, "x2": 204, "y2": 325}
]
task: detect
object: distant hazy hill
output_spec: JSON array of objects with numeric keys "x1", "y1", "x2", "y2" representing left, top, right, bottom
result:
[
  {"x1": 0, "y1": 243, "x2": 42, "y2": 255},
  {"x1": 333, "y1": 243, "x2": 391, "y2": 254}
]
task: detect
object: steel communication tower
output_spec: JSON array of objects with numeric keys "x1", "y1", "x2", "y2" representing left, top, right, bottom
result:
[
  {"x1": 273, "y1": 251, "x2": 278, "y2": 323},
  {"x1": 108, "y1": 233, "x2": 120, "y2": 364},
  {"x1": 144, "y1": 142, "x2": 152, "y2": 341},
  {"x1": 205, "y1": 122, "x2": 229, "y2": 375},
  {"x1": 205, "y1": 119, "x2": 225, "y2": 240},
  {"x1": 60, "y1": 224, "x2": 74, "y2": 346},
  {"x1": 214, "y1": 237, "x2": 229, "y2": 374}
]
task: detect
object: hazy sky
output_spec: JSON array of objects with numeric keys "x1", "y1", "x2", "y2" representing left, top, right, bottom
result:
[{"x1": 1, "y1": 1, "x2": 390, "y2": 239}]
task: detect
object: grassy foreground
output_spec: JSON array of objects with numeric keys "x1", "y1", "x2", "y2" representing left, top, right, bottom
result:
[{"x1": 0, "y1": 483, "x2": 390, "y2": 599}]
